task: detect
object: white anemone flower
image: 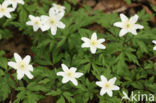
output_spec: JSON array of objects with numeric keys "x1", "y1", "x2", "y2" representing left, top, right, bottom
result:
[
  {"x1": 0, "y1": 1, "x2": 14, "y2": 18},
  {"x1": 41, "y1": 9, "x2": 65, "y2": 35},
  {"x1": 50, "y1": 3, "x2": 65, "y2": 16},
  {"x1": 96, "y1": 75, "x2": 120, "y2": 97},
  {"x1": 57, "y1": 64, "x2": 83, "y2": 86},
  {"x1": 113, "y1": 14, "x2": 144, "y2": 37},
  {"x1": 81, "y1": 32, "x2": 106, "y2": 54},
  {"x1": 152, "y1": 40, "x2": 156, "y2": 50},
  {"x1": 26, "y1": 15, "x2": 43, "y2": 31},
  {"x1": 5, "y1": 0, "x2": 24, "y2": 9},
  {"x1": 8, "y1": 53, "x2": 34, "y2": 80}
]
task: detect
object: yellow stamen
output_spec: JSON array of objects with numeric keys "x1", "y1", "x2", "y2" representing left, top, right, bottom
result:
[
  {"x1": 50, "y1": 19, "x2": 55, "y2": 25},
  {"x1": 90, "y1": 40, "x2": 98, "y2": 46},
  {"x1": 34, "y1": 21, "x2": 39, "y2": 25},
  {"x1": 0, "y1": 8, "x2": 6, "y2": 12},
  {"x1": 20, "y1": 64, "x2": 25, "y2": 68},
  {"x1": 104, "y1": 83, "x2": 111, "y2": 89}
]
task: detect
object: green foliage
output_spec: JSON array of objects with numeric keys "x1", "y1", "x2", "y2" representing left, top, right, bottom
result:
[{"x1": 0, "y1": 0, "x2": 156, "y2": 103}]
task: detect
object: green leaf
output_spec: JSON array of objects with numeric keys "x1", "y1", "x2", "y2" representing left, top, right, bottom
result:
[
  {"x1": 27, "y1": 82, "x2": 48, "y2": 92},
  {"x1": 63, "y1": 92, "x2": 75, "y2": 103},
  {"x1": 124, "y1": 0, "x2": 131, "y2": 4},
  {"x1": 0, "y1": 57, "x2": 8, "y2": 69},
  {"x1": 0, "y1": 76, "x2": 11, "y2": 101},
  {"x1": 47, "y1": 89, "x2": 62, "y2": 96},
  {"x1": 57, "y1": 96, "x2": 65, "y2": 103}
]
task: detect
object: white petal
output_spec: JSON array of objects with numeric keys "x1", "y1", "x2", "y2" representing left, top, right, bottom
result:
[
  {"x1": 96, "y1": 81, "x2": 103, "y2": 87},
  {"x1": 134, "y1": 24, "x2": 144, "y2": 29},
  {"x1": 2, "y1": 1, "x2": 10, "y2": 7},
  {"x1": 81, "y1": 37, "x2": 90, "y2": 42},
  {"x1": 23, "y1": 55, "x2": 31, "y2": 64},
  {"x1": 14, "y1": 53, "x2": 22, "y2": 63},
  {"x1": 131, "y1": 30, "x2": 137, "y2": 35},
  {"x1": 25, "y1": 71, "x2": 33, "y2": 79},
  {"x1": 28, "y1": 65, "x2": 33, "y2": 71},
  {"x1": 91, "y1": 32, "x2": 97, "y2": 40},
  {"x1": 153, "y1": 46, "x2": 156, "y2": 50},
  {"x1": 8, "y1": 8, "x2": 15, "y2": 12},
  {"x1": 90, "y1": 46, "x2": 97, "y2": 54},
  {"x1": 41, "y1": 25, "x2": 50, "y2": 31},
  {"x1": 119, "y1": 29, "x2": 128, "y2": 37},
  {"x1": 51, "y1": 26, "x2": 57, "y2": 35},
  {"x1": 17, "y1": 71, "x2": 24, "y2": 80},
  {"x1": 57, "y1": 22, "x2": 65, "y2": 29},
  {"x1": 12, "y1": 4, "x2": 17, "y2": 10},
  {"x1": 101, "y1": 75, "x2": 107, "y2": 82},
  {"x1": 55, "y1": 13, "x2": 64, "y2": 20},
  {"x1": 113, "y1": 22, "x2": 123, "y2": 28},
  {"x1": 57, "y1": 72, "x2": 65, "y2": 76},
  {"x1": 8, "y1": 62, "x2": 17, "y2": 69},
  {"x1": 107, "y1": 90, "x2": 113, "y2": 97},
  {"x1": 40, "y1": 15, "x2": 49, "y2": 24},
  {"x1": 0, "y1": 14, "x2": 3, "y2": 18},
  {"x1": 53, "y1": 3, "x2": 57, "y2": 7},
  {"x1": 109, "y1": 77, "x2": 116, "y2": 84},
  {"x1": 19, "y1": 0, "x2": 24, "y2": 4},
  {"x1": 100, "y1": 88, "x2": 107, "y2": 96},
  {"x1": 98, "y1": 39, "x2": 105, "y2": 44},
  {"x1": 62, "y1": 77, "x2": 69, "y2": 83},
  {"x1": 49, "y1": 8, "x2": 55, "y2": 17},
  {"x1": 97, "y1": 44, "x2": 106, "y2": 49},
  {"x1": 75, "y1": 72, "x2": 83, "y2": 78},
  {"x1": 152, "y1": 40, "x2": 156, "y2": 44},
  {"x1": 70, "y1": 78, "x2": 78, "y2": 86},
  {"x1": 29, "y1": 15, "x2": 35, "y2": 20},
  {"x1": 70, "y1": 67, "x2": 77, "y2": 72},
  {"x1": 61, "y1": 64, "x2": 69, "y2": 72},
  {"x1": 130, "y1": 14, "x2": 138, "y2": 24},
  {"x1": 5, "y1": 13, "x2": 11, "y2": 18},
  {"x1": 26, "y1": 21, "x2": 32, "y2": 25},
  {"x1": 33, "y1": 26, "x2": 39, "y2": 31},
  {"x1": 120, "y1": 14, "x2": 128, "y2": 22},
  {"x1": 112, "y1": 85, "x2": 120, "y2": 90},
  {"x1": 81, "y1": 43, "x2": 90, "y2": 48}
]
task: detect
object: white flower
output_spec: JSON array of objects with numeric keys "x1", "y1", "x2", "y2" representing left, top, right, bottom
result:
[
  {"x1": 113, "y1": 14, "x2": 144, "y2": 37},
  {"x1": 57, "y1": 64, "x2": 83, "y2": 86},
  {"x1": 0, "y1": 1, "x2": 14, "y2": 18},
  {"x1": 41, "y1": 8, "x2": 65, "y2": 35},
  {"x1": 50, "y1": 3, "x2": 65, "y2": 16},
  {"x1": 5, "y1": 0, "x2": 24, "y2": 9},
  {"x1": 81, "y1": 32, "x2": 106, "y2": 54},
  {"x1": 8, "y1": 53, "x2": 34, "y2": 80},
  {"x1": 26, "y1": 15, "x2": 43, "y2": 31},
  {"x1": 152, "y1": 40, "x2": 156, "y2": 50},
  {"x1": 96, "y1": 75, "x2": 120, "y2": 97}
]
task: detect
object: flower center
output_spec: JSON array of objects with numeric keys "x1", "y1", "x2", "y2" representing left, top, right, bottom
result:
[
  {"x1": 0, "y1": 7, "x2": 6, "y2": 13},
  {"x1": 18, "y1": 62, "x2": 27, "y2": 70},
  {"x1": 104, "y1": 83, "x2": 111, "y2": 89},
  {"x1": 126, "y1": 24, "x2": 131, "y2": 28},
  {"x1": 124, "y1": 20, "x2": 133, "y2": 29},
  {"x1": 20, "y1": 64, "x2": 25, "y2": 68},
  {"x1": 90, "y1": 40, "x2": 98, "y2": 46},
  {"x1": 50, "y1": 19, "x2": 56, "y2": 25},
  {"x1": 67, "y1": 72, "x2": 74, "y2": 77},
  {"x1": 34, "y1": 21, "x2": 40, "y2": 25}
]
